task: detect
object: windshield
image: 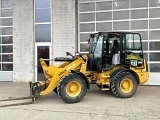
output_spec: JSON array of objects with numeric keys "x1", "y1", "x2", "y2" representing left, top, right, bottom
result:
[{"x1": 94, "y1": 36, "x2": 103, "y2": 58}]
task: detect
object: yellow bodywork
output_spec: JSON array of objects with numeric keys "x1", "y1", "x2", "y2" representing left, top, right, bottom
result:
[
  {"x1": 93, "y1": 65, "x2": 122, "y2": 87},
  {"x1": 38, "y1": 53, "x2": 149, "y2": 96},
  {"x1": 39, "y1": 55, "x2": 88, "y2": 96},
  {"x1": 126, "y1": 53, "x2": 149, "y2": 84}
]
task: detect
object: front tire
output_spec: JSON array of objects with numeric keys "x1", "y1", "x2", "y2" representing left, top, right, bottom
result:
[
  {"x1": 57, "y1": 73, "x2": 87, "y2": 103},
  {"x1": 111, "y1": 71, "x2": 138, "y2": 98}
]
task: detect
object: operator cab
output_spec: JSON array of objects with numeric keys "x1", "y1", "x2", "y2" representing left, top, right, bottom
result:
[{"x1": 88, "y1": 32, "x2": 144, "y2": 71}]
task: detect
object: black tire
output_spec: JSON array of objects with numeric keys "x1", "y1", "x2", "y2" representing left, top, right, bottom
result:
[
  {"x1": 57, "y1": 73, "x2": 87, "y2": 103},
  {"x1": 110, "y1": 71, "x2": 138, "y2": 98}
]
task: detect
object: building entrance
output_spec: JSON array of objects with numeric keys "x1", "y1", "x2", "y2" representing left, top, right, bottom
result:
[{"x1": 35, "y1": 44, "x2": 51, "y2": 82}]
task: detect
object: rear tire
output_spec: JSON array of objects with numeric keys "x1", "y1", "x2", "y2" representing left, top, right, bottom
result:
[
  {"x1": 110, "y1": 71, "x2": 138, "y2": 98},
  {"x1": 57, "y1": 73, "x2": 87, "y2": 103}
]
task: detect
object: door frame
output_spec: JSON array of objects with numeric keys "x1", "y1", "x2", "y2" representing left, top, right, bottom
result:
[{"x1": 35, "y1": 43, "x2": 51, "y2": 82}]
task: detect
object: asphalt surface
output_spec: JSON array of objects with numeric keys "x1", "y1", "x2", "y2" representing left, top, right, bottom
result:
[{"x1": 0, "y1": 82, "x2": 160, "y2": 120}]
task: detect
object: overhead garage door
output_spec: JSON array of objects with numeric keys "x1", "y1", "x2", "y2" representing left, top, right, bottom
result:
[{"x1": 78, "y1": 0, "x2": 160, "y2": 85}]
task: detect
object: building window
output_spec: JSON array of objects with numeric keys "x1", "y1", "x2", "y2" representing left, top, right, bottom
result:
[
  {"x1": 0, "y1": 0, "x2": 13, "y2": 71},
  {"x1": 78, "y1": 0, "x2": 160, "y2": 72},
  {"x1": 35, "y1": 0, "x2": 51, "y2": 42},
  {"x1": 35, "y1": 24, "x2": 51, "y2": 42}
]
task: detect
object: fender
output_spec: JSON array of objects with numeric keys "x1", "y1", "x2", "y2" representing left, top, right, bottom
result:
[
  {"x1": 110, "y1": 68, "x2": 140, "y2": 83},
  {"x1": 71, "y1": 70, "x2": 90, "y2": 89},
  {"x1": 110, "y1": 68, "x2": 125, "y2": 82}
]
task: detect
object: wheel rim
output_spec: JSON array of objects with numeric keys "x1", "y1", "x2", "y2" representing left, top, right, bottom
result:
[
  {"x1": 120, "y1": 79, "x2": 133, "y2": 93},
  {"x1": 66, "y1": 80, "x2": 81, "y2": 97}
]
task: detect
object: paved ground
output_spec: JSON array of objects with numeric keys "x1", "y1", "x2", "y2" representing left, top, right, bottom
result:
[{"x1": 0, "y1": 82, "x2": 160, "y2": 120}]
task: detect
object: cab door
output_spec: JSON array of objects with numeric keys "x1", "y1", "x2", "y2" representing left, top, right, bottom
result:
[{"x1": 92, "y1": 35, "x2": 103, "y2": 70}]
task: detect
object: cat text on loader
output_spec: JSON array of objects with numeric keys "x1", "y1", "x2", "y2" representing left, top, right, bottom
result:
[{"x1": 30, "y1": 31, "x2": 149, "y2": 103}]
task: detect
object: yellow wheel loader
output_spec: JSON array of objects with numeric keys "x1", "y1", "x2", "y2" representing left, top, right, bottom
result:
[{"x1": 30, "y1": 31, "x2": 149, "y2": 103}]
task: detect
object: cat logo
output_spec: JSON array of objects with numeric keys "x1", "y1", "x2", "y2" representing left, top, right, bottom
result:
[{"x1": 130, "y1": 60, "x2": 137, "y2": 66}]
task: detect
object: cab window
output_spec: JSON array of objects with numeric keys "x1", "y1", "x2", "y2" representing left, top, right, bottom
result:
[{"x1": 126, "y1": 33, "x2": 141, "y2": 50}]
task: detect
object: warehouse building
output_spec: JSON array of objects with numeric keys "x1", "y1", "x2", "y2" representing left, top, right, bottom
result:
[{"x1": 0, "y1": 0, "x2": 159, "y2": 85}]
